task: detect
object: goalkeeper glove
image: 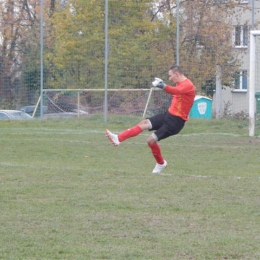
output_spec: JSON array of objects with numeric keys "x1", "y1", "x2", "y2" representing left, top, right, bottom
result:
[{"x1": 152, "y1": 77, "x2": 166, "y2": 89}]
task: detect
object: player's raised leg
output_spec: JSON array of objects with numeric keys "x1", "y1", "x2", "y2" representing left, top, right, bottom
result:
[
  {"x1": 105, "y1": 119, "x2": 150, "y2": 146},
  {"x1": 118, "y1": 125, "x2": 142, "y2": 142},
  {"x1": 105, "y1": 125, "x2": 142, "y2": 146}
]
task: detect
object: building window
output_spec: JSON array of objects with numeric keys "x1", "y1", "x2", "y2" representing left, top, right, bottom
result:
[
  {"x1": 235, "y1": 26, "x2": 248, "y2": 47},
  {"x1": 234, "y1": 70, "x2": 247, "y2": 89}
]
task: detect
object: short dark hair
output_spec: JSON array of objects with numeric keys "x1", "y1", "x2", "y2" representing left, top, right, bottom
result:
[{"x1": 169, "y1": 65, "x2": 183, "y2": 74}]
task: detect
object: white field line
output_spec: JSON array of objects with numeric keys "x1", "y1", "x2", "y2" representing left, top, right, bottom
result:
[
  {"x1": 0, "y1": 162, "x2": 40, "y2": 168},
  {"x1": 0, "y1": 162, "x2": 82, "y2": 171},
  {"x1": 188, "y1": 175, "x2": 260, "y2": 180}
]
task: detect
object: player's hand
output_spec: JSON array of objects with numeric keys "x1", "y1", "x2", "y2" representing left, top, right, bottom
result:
[{"x1": 152, "y1": 77, "x2": 166, "y2": 89}]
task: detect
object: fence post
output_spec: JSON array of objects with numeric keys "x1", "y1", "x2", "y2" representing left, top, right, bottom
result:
[
  {"x1": 104, "y1": 0, "x2": 109, "y2": 122},
  {"x1": 77, "y1": 90, "x2": 80, "y2": 118},
  {"x1": 40, "y1": 0, "x2": 44, "y2": 117}
]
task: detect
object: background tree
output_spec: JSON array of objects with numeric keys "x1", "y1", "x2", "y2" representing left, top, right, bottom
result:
[
  {"x1": 0, "y1": 0, "x2": 39, "y2": 107},
  {"x1": 46, "y1": 0, "x2": 243, "y2": 94},
  {"x1": 0, "y1": 0, "x2": 246, "y2": 109},
  {"x1": 153, "y1": 0, "x2": 244, "y2": 95},
  {"x1": 21, "y1": 0, "x2": 58, "y2": 105},
  {"x1": 180, "y1": 0, "x2": 243, "y2": 94},
  {"x1": 46, "y1": 0, "x2": 179, "y2": 89},
  {"x1": 45, "y1": 0, "x2": 104, "y2": 89},
  {"x1": 0, "y1": 0, "x2": 58, "y2": 108}
]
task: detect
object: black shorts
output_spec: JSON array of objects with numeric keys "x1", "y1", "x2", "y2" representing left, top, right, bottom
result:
[{"x1": 148, "y1": 112, "x2": 185, "y2": 141}]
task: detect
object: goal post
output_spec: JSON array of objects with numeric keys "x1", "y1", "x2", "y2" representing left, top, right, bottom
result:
[{"x1": 249, "y1": 30, "x2": 260, "y2": 137}]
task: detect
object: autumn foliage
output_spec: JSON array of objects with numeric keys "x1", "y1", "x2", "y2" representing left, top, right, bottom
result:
[{"x1": 0, "y1": 0, "x2": 245, "y2": 106}]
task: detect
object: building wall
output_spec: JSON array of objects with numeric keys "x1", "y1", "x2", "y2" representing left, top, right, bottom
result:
[
  {"x1": 212, "y1": 0, "x2": 260, "y2": 117},
  {"x1": 213, "y1": 88, "x2": 249, "y2": 115}
]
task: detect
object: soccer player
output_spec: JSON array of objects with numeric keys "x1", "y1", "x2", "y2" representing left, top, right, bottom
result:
[{"x1": 105, "y1": 65, "x2": 196, "y2": 174}]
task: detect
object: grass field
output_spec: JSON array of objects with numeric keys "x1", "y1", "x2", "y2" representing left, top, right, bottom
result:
[{"x1": 0, "y1": 116, "x2": 260, "y2": 260}]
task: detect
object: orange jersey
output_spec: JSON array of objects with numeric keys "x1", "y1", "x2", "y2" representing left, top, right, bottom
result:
[{"x1": 164, "y1": 78, "x2": 195, "y2": 121}]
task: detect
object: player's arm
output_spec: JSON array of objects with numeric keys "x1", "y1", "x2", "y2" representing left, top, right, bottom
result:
[
  {"x1": 152, "y1": 77, "x2": 192, "y2": 94},
  {"x1": 164, "y1": 85, "x2": 191, "y2": 95}
]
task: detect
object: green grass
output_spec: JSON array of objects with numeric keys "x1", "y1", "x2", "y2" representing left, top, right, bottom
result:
[{"x1": 0, "y1": 116, "x2": 260, "y2": 260}]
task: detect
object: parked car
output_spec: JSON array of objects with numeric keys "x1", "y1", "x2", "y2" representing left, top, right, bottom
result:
[{"x1": 0, "y1": 110, "x2": 33, "y2": 120}]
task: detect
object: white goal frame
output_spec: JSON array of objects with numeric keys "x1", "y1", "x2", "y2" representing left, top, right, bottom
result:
[
  {"x1": 249, "y1": 30, "x2": 260, "y2": 137},
  {"x1": 33, "y1": 88, "x2": 161, "y2": 118}
]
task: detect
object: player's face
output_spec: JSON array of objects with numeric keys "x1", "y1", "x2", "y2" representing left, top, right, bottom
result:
[{"x1": 168, "y1": 70, "x2": 179, "y2": 84}]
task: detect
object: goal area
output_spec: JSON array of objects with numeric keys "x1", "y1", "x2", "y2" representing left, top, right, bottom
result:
[
  {"x1": 35, "y1": 88, "x2": 169, "y2": 119},
  {"x1": 249, "y1": 30, "x2": 260, "y2": 136}
]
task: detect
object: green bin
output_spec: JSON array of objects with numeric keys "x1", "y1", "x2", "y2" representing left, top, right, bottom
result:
[{"x1": 255, "y1": 92, "x2": 260, "y2": 113}]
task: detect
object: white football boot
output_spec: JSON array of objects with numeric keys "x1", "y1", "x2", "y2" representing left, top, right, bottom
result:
[
  {"x1": 105, "y1": 129, "x2": 120, "y2": 146},
  {"x1": 152, "y1": 160, "x2": 167, "y2": 174}
]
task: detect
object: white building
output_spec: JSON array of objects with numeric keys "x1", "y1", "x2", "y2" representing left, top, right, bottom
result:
[{"x1": 212, "y1": 0, "x2": 260, "y2": 117}]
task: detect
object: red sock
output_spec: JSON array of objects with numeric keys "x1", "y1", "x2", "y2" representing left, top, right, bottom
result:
[
  {"x1": 118, "y1": 125, "x2": 143, "y2": 142},
  {"x1": 148, "y1": 142, "x2": 164, "y2": 164}
]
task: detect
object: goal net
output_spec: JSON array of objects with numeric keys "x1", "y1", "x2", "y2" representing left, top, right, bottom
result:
[
  {"x1": 249, "y1": 31, "x2": 260, "y2": 136},
  {"x1": 38, "y1": 89, "x2": 170, "y2": 118}
]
